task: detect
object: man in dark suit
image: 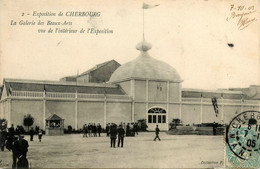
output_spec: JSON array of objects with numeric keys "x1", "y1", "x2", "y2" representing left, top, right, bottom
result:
[
  {"x1": 29, "y1": 127, "x2": 34, "y2": 141},
  {"x1": 12, "y1": 135, "x2": 29, "y2": 169},
  {"x1": 97, "y1": 123, "x2": 102, "y2": 137},
  {"x1": 154, "y1": 125, "x2": 161, "y2": 141},
  {"x1": 110, "y1": 124, "x2": 117, "y2": 148},
  {"x1": 117, "y1": 125, "x2": 125, "y2": 148}
]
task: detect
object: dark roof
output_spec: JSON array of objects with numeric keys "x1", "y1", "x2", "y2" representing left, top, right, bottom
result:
[
  {"x1": 60, "y1": 60, "x2": 120, "y2": 81},
  {"x1": 46, "y1": 114, "x2": 63, "y2": 120},
  {"x1": 182, "y1": 87, "x2": 260, "y2": 100},
  {"x1": 3, "y1": 79, "x2": 126, "y2": 96},
  {"x1": 79, "y1": 60, "x2": 120, "y2": 77}
]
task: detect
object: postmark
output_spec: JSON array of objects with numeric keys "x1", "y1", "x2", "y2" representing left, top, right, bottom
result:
[{"x1": 225, "y1": 110, "x2": 260, "y2": 168}]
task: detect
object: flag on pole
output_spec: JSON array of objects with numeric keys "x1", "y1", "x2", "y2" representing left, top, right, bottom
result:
[
  {"x1": 211, "y1": 97, "x2": 219, "y2": 117},
  {"x1": 9, "y1": 84, "x2": 13, "y2": 96},
  {"x1": 143, "y1": 2, "x2": 160, "y2": 9}
]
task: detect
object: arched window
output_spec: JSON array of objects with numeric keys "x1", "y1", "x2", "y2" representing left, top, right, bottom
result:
[{"x1": 148, "y1": 107, "x2": 166, "y2": 124}]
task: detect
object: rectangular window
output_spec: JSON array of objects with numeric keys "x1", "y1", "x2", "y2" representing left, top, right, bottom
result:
[
  {"x1": 158, "y1": 115, "x2": 161, "y2": 123},
  {"x1": 148, "y1": 115, "x2": 152, "y2": 123},
  {"x1": 162, "y1": 115, "x2": 166, "y2": 123},
  {"x1": 153, "y1": 115, "x2": 157, "y2": 123}
]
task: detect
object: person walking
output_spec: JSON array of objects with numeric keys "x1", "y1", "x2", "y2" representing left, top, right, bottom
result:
[
  {"x1": 117, "y1": 125, "x2": 125, "y2": 148},
  {"x1": 154, "y1": 125, "x2": 161, "y2": 141},
  {"x1": 38, "y1": 129, "x2": 43, "y2": 142},
  {"x1": 29, "y1": 127, "x2": 34, "y2": 141},
  {"x1": 110, "y1": 124, "x2": 117, "y2": 148}
]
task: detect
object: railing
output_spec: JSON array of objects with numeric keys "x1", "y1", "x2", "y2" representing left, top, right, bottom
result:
[
  {"x1": 9, "y1": 91, "x2": 259, "y2": 104},
  {"x1": 106, "y1": 94, "x2": 132, "y2": 100},
  {"x1": 9, "y1": 91, "x2": 132, "y2": 100},
  {"x1": 46, "y1": 92, "x2": 75, "y2": 98},
  {"x1": 12, "y1": 91, "x2": 43, "y2": 97},
  {"x1": 77, "y1": 94, "x2": 104, "y2": 99},
  {"x1": 182, "y1": 98, "x2": 201, "y2": 102}
]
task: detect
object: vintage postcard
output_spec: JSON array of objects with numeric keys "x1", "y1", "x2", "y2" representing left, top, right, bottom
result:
[{"x1": 0, "y1": 0, "x2": 259, "y2": 168}]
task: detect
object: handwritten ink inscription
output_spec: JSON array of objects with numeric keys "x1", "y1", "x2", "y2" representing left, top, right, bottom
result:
[{"x1": 226, "y1": 4, "x2": 257, "y2": 31}]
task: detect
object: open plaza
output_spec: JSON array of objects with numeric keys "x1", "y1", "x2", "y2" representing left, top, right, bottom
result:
[{"x1": 0, "y1": 132, "x2": 224, "y2": 168}]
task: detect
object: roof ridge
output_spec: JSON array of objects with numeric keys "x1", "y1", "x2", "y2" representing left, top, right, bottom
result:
[{"x1": 4, "y1": 78, "x2": 118, "y2": 88}]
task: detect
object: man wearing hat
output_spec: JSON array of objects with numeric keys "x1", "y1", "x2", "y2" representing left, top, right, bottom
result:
[
  {"x1": 117, "y1": 124, "x2": 125, "y2": 148},
  {"x1": 12, "y1": 135, "x2": 29, "y2": 169}
]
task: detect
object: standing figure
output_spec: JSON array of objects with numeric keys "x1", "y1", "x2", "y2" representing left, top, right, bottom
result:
[
  {"x1": 117, "y1": 125, "x2": 125, "y2": 148},
  {"x1": 106, "y1": 124, "x2": 110, "y2": 137},
  {"x1": 83, "y1": 124, "x2": 87, "y2": 138},
  {"x1": 133, "y1": 123, "x2": 138, "y2": 135},
  {"x1": 110, "y1": 124, "x2": 117, "y2": 148},
  {"x1": 9, "y1": 124, "x2": 15, "y2": 136},
  {"x1": 97, "y1": 123, "x2": 102, "y2": 137},
  {"x1": 6, "y1": 124, "x2": 15, "y2": 151},
  {"x1": 88, "y1": 123, "x2": 92, "y2": 137},
  {"x1": 126, "y1": 123, "x2": 130, "y2": 136},
  {"x1": 92, "y1": 123, "x2": 97, "y2": 137},
  {"x1": 35, "y1": 125, "x2": 39, "y2": 134},
  {"x1": 0, "y1": 128, "x2": 7, "y2": 151},
  {"x1": 29, "y1": 127, "x2": 34, "y2": 141},
  {"x1": 12, "y1": 135, "x2": 29, "y2": 169},
  {"x1": 38, "y1": 129, "x2": 43, "y2": 142},
  {"x1": 213, "y1": 122, "x2": 218, "y2": 135},
  {"x1": 154, "y1": 125, "x2": 161, "y2": 141},
  {"x1": 15, "y1": 125, "x2": 20, "y2": 136}
]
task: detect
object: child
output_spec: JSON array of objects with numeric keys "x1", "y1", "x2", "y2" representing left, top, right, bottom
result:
[{"x1": 38, "y1": 129, "x2": 43, "y2": 142}]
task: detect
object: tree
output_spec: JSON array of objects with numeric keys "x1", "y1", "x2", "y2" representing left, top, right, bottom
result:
[
  {"x1": 23, "y1": 114, "x2": 34, "y2": 130},
  {"x1": 137, "y1": 119, "x2": 148, "y2": 131}
]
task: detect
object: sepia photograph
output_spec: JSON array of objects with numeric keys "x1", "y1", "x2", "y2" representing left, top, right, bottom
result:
[{"x1": 0, "y1": 0, "x2": 259, "y2": 168}]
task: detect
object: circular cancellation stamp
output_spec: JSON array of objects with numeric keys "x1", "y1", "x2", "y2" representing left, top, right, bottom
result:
[{"x1": 225, "y1": 110, "x2": 260, "y2": 167}]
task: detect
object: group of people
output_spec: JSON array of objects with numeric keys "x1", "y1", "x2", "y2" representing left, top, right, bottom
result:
[
  {"x1": 82, "y1": 123, "x2": 102, "y2": 137},
  {"x1": 29, "y1": 126, "x2": 43, "y2": 142},
  {"x1": 0, "y1": 124, "x2": 29, "y2": 169},
  {"x1": 105, "y1": 122, "x2": 139, "y2": 137},
  {"x1": 108, "y1": 123, "x2": 125, "y2": 148}
]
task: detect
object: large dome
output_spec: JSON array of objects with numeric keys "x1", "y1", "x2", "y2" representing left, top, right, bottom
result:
[{"x1": 109, "y1": 40, "x2": 182, "y2": 83}]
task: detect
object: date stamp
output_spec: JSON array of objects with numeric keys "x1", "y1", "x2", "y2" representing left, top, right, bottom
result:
[
  {"x1": 225, "y1": 110, "x2": 260, "y2": 168},
  {"x1": 226, "y1": 4, "x2": 257, "y2": 31}
]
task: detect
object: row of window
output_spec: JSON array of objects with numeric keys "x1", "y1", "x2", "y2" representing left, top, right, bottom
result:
[{"x1": 148, "y1": 115, "x2": 166, "y2": 123}]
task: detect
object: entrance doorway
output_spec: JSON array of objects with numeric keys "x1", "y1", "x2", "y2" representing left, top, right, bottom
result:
[{"x1": 148, "y1": 107, "x2": 166, "y2": 124}]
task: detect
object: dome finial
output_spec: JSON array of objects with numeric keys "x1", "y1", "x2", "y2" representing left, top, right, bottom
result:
[{"x1": 136, "y1": 39, "x2": 152, "y2": 52}]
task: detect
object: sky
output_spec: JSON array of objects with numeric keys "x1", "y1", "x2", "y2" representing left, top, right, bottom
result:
[{"x1": 0, "y1": 0, "x2": 259, "y2": 90}]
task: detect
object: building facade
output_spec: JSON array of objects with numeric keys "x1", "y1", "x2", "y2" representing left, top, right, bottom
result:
[{"x1": 0, "y1": 41, "x2": 260, "y2": 131}]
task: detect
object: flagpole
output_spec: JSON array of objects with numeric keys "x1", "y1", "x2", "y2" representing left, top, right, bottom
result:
[{"x1": 143, "y1": 4, "x2": 145, "y2": 41}]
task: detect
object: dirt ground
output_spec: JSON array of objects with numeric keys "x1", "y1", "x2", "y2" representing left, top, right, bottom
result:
[{"x1": 0, "y1": 132, "x2": 224, "y2": 168}]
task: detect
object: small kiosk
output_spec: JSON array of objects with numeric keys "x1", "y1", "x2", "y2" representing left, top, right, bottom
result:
[{"x1": 45, "y1": 114, "x2": 64, "y2": 136}]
